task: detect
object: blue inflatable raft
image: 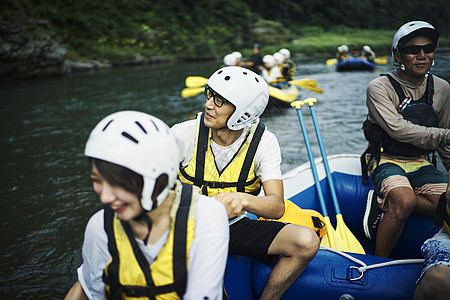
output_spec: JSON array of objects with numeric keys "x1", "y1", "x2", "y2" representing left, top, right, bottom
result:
[
  {"x1": 337, "y1": 58, "x2": 375, "y2": 72},
  {"x1": 224, "y1": 154, "x2": 436, "y2": 299}
]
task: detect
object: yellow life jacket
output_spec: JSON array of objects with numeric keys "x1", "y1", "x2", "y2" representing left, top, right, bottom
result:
[
  {"x1": 178, "y1": 112, "x2": 264, "y2": 197},
  {"x1": 271, "y1": 66, "x2": 288, "y2": 84},
  {"x1": 103, "y1": 182, "x2": 196, "y2": 300},
  {"x1": 259, "y1": 200, "x2": 327, "y2": 238},
  {"x1": 281, "y1": 60, "x2": 296, "y2": 82},
  {"x1": 271, "y1": 59, "x2": 296, "y2": 84}
]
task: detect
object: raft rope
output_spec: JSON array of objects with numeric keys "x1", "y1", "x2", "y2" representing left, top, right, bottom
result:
[{"x1": 320, "y1": 246, "x2": 425, "y2": 281}]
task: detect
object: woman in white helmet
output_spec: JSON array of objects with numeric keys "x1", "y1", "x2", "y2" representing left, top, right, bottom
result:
[
  {"x1": 231, "y1": 51, "x2": 242, "y2": 65},
  {"x1": 261, "y1": 54, "x2": 282, "y2": 84},
  {"x1": 361, "y1": 20, "x2": 450, "y2": 269},
  {"x1": 361, "y1": 45, "x2": 375, "y2": 62},
  {"x1": 223, "y1": 53, "x2": 236, "y2": 66},
  {"x1": 336, "y1": 45, "x2": 350, "y2": 61},
  {"x1": 279, "y1": 48, "x2": 296, "y2": 80},
  {"x1": 172, "y1": 66, "x2": 319, "y2": 300},
  {"x1": 65, "y1": 111, "x2": 229, "y2": 300}
]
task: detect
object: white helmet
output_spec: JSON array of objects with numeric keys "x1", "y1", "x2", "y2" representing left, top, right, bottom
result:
[
  {"x1": 392, "y1": 21, "x2": 439, "y2": 55},
  {"x1": 341, "y1": 45, "x2": 349, "y2": 52},
  {"x1": 232, "y1": 51, "x2": 242, "y2": 59},
  {"x1": 363, "y1": 45, "x2": 371, "y2": 52},
  {"x1": 207, "y1": 66, "x2": 269, "y2": 131},
  {"x1": 223, "y1": 54, "x2": 236, "y2": 66},
  {"x1": 279, "y1": 48, "x2": 291, "y2": 59},
  {"x1": 273, "y1": 52, "x2": 285, "y2": 65},
  {"x1": 84, "y1": 111, "x2": 179, "y2": 211},
  {"x1": 263, "y1": 55, "x2": 275, "y2": 67}
]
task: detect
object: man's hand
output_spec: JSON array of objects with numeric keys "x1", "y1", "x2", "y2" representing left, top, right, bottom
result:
[{"x1": 213, "y1": 192, "x2": 247, "y2": 219}]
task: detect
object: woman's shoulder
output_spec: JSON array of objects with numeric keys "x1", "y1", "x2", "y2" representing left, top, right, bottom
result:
[
  {"x1": 195, "y1": 194, "x2": 228, "y2": 229},
  {"x1": 171, "y1": 119, "x2": 197, "y2": 132},
  {"x1": 84, "y1": 209, "x2": 106, "y2": 238}
]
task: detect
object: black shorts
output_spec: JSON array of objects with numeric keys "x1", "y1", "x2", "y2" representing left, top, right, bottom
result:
[{"x1": 229, "y1": 217, "x2": 286, "y2": 265}]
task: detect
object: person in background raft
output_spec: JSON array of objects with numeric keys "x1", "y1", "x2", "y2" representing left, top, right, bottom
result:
[
  {"x1": 413, "y1": 177, "x2": 450, "y2": 300},
  {"x1": 241, "y1": 43, "x2": 264, "y2": 74},
  {"x1": 361, "y1": 21, "x2": 450, "y2": 258},
  {"x1": 361, "y1": 45, "x2": 375, "y2": 62},
  {"x1": 65, "y1": 111, "x2": 229, "y2": 299},
  {"x1": 348, "y1": 44, "x2": 359, "y2": 57},
  {"x1": 279, "y1": 48, "x2": 296, "y2": 81},
  {"x1": 171, "y1": 66, "x2": 320, "y2": 300},
  {"x1": 223, "y1": 53, "x2": 237, "y2": 67},
  {"x1": 336, "y1": 45, "x2": 350, "y2": 61},
  {"x1": 261, "y1": 54, "x2": 282, "y2": 85}
]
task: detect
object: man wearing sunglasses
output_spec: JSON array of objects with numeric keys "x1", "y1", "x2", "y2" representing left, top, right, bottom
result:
[
  {"x1": 361, "y1": 20, "x2": 450, "y2": 262},
  {"x1": 171, "y1": 66, "x2": 319, "y2": 299}
]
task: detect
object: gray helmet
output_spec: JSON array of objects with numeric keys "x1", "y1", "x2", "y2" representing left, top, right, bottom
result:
[{"x1": 392, "y1": 21, "x2": 439, "y2": 56}]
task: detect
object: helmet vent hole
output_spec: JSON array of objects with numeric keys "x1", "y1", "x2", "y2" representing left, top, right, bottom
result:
[
  {"x1": 135, "y1": 121, "x2": 147, "y2": 134},
  {"x1": 149, "y1": 119, "x2": 159, "y2": 131},
  {"x1": 225, "y1": 76, "x2": 230, "y2": 81},
  {"x1": 243, "y1": 71, "x2": 248, "y2": 75},
  {"x1": 122, "y1": 132, "x2": 139, "y2": 144},
  {"x1": 255, "y1": 77, "x2": 259, "y2": 83},
  {"x1": 102, "y1": 120, "x2": 113, "y2": 131},
  {"x1": 218, "y1": 70, "x2": 223, "y2": 74}
]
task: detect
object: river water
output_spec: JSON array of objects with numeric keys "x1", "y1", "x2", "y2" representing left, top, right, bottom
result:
[{"x1": 1, "y1": 50, "x2": 449, "y2": 298}]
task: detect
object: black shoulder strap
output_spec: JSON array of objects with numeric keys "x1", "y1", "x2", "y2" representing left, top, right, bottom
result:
[
  {"x1": 237, "y1": 121, "x2": 265, "y2": 192},
  {"x1": 172, "y1": 183, "x2": 193, "y2": 297},
  {"x1": 194, "y1": 113, "x2": 208, "y2": 187},
  {"x1": 103, "y1": 206, "x2": 122, "y2": 300},
  {"x1": 425, "y1": 74, "x2": 434, "y2": 105},
  {"x1": 383, "y1": 73, "x2": 435, "y2": 105},
  {"x1": 383, "y1": 73, "x2": 407, "y2": 102}
]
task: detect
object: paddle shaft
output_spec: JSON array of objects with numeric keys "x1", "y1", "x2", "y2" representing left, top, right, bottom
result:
[
  {"x1": 307, "y1": 104, "x2": 341, "y2": 215},
  {"x1": 294, "y1": 107, "x2": 329, "y2": 218},
  {"x1": 305, "y1": 99, "x2": 366, "y2": 254}
]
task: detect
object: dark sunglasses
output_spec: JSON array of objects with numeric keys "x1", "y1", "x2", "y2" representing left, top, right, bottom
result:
[
  {"x1": 398, "y1": 44, "x2": 435, "y2": 55},
  {"x1": 204, "y1": 86, "x2": 228, "y2": 107}
]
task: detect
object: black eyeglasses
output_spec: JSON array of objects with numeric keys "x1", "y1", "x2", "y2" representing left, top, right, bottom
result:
[
  {"x1": 204, "y1": 86, "x2": 228, "y2": 107},
  {"x1": 398, "y1": 44, "x2": 435, "y2": 55}
]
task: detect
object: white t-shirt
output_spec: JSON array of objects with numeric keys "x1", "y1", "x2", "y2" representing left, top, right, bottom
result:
[
  {"x1": 77, "y1": 193, "x2": 229, "y2": 300},
  {"x1": 261, "y1": 66, "x2": 282, "y2": 84},
  {"x1": 171, "y1": 119, "x2": 282, "y2": 183}
]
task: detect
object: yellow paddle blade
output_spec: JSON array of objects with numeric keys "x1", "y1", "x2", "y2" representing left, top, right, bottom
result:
[
  {"x1": 289, "y1": 78, "x2": 323, "y2": 94},
  {"x1": 326, "y1": 58, "x2": 337, "y2": 66},
  {"x1": 268, "y1": 86, "x2": 298, "y2": 103},
  {"x1": 289, "y1": 78, "x2": 318, "y2": 87},
  {"x1": 321, "y1": 216, "x2": 351, "y2": 252},
  {"x1": 374, "y1": 56, "x2": 388, "y2": 64},
  {"x1": 336, "y1": 214, "x2": 366, "y2": 254},
  {"x1": 301, "y1": 85, "x2": 323, "y2": 94},
  {"x1": 181, "y1": 87, "x2": 204, "y2": 98},
  {"x1": 185, "y1": 76, "x2": 208, "y2": 88}
]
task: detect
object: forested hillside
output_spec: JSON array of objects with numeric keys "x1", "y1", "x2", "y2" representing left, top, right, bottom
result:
[{"x1": 1, "y1": 0, "x2": 449, "y2": 61}]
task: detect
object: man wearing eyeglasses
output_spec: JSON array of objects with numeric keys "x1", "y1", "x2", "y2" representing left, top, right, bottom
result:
[
  {"x1": 171, "y1": 66, "x2": 319, "y2": 299},
  {"x1": 361, "y1": 21, "x2": 450, "y2": 258}
]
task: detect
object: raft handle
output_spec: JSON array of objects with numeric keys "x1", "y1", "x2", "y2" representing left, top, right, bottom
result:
[{"x1": 320, "y1": 246, "x2": 424, "y2": 281}]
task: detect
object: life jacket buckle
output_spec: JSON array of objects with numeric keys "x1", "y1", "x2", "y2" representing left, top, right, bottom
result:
[{"x1": 397, "y1": 97, "x2": 412, "y2": 113}]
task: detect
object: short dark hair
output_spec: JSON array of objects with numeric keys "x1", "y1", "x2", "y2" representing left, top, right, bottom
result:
[
  {"x1": 92, "y1": 158, "x2": 143, "y2": 199},
  {"x1": 91, "y1": 158, "x2": 170, "y2": 203}
]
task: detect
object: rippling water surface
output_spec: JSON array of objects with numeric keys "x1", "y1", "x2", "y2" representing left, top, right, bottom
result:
[{"x1": 1, "y1": 50, "x2": 449, "y2": 298}]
